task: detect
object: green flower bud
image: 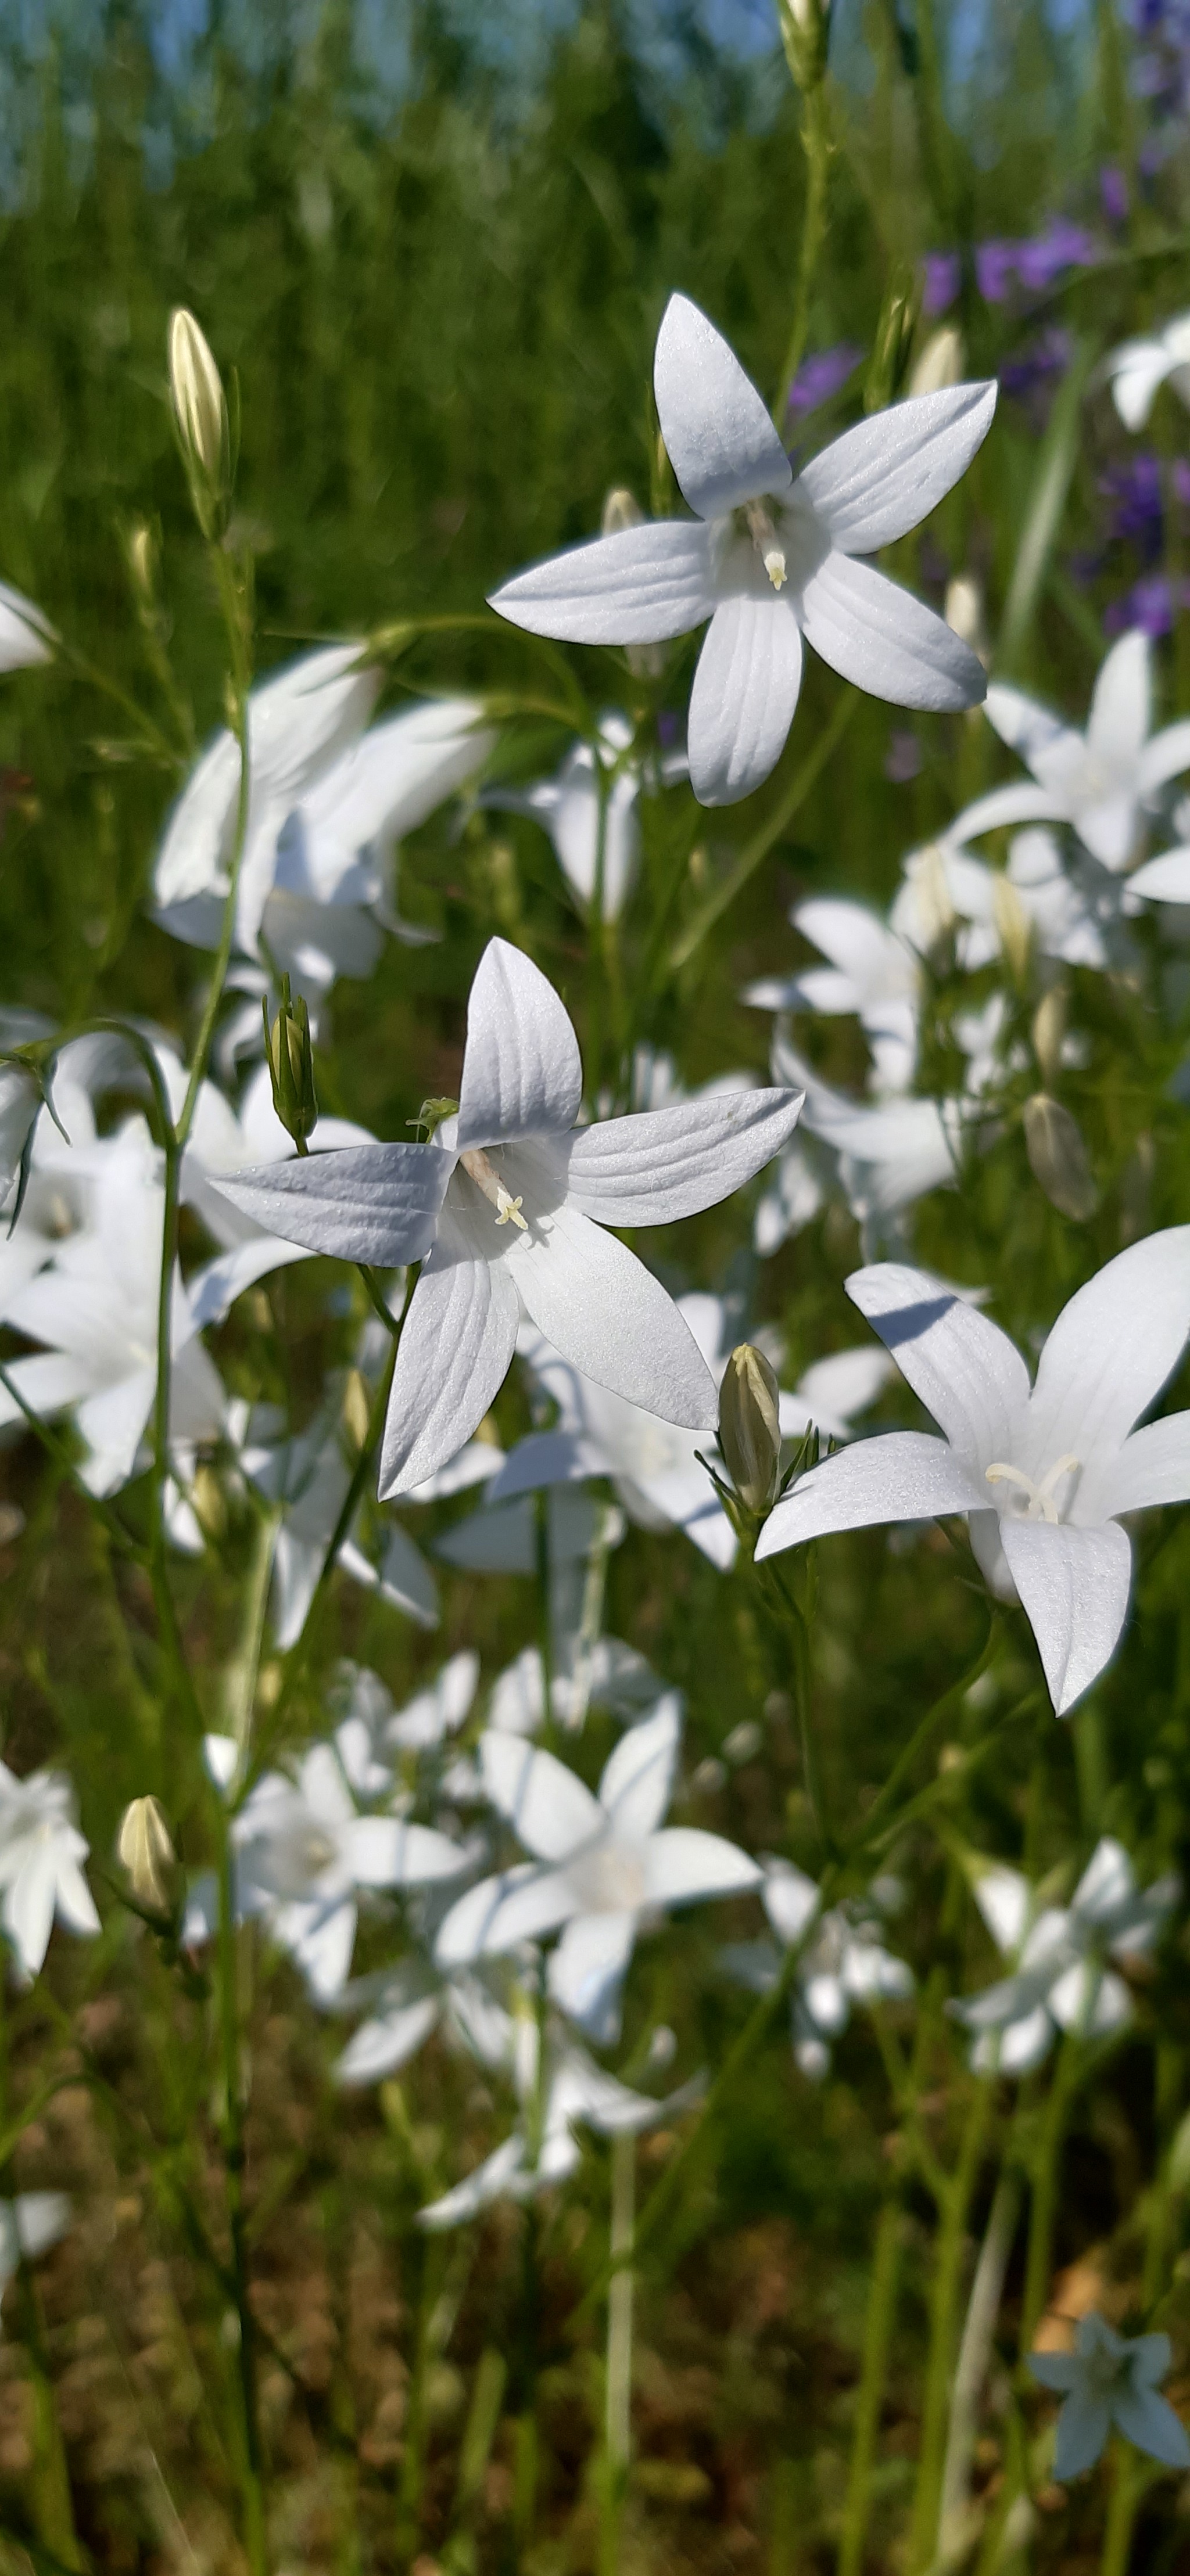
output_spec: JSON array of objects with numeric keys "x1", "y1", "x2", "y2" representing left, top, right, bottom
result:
[
  {"x1": 117, "y1": 1796, "x2": 179, "y2": 1917},
  {"x1": 864, "y1": 267, "x2": 920, "y2": 414},
  {"x1": 719, "y1": 1343, "x2": 783, "y2": 1516},
  {"x1": 263, "y1": 976, "x2": 318, "y2": 1152},
  {"x1": 777, "y1": 0, "x2": 830, "y2": 89},
  {"x1": 1023, "y1": 1094, "x2": 1099, "y2": 1223}
]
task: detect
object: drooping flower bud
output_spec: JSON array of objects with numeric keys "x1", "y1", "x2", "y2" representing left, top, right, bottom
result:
[
  {"x1": 1031, "y1": 983, "x2": 1067, "y2": 1091},
  {"x1": 262, "y1": 976, "x2": 318, "y2": 1153},
  {"x1": 168, "y1": 308, "x2": 231, "y2": 540},
  {"x1": 719, "y1": 1344, "x2": 783, "y2": 1516},
  {"x1": 1023, "y1": 1094, "x2": 1099, "y2": 1222},
  {"x1": 117, "y1": 1797, "x2": 179, "y2": 1917},
  {"x1": 909, "y1": 325, "x2": 966, "y2": 398}
]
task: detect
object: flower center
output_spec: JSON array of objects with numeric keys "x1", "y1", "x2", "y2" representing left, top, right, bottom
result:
[
  {"x1": 984, "y1": 1454, "x2": 1080, "y2": 1524},
  {"x1": 459, "y1": 1146, "x2": 528, "y2": 1231},
  {"x1": 568, "y1": 1838, "x2": 648, "y2": 1914},
  {"x1": 744, "y1": 501, "x2": 788, "y2": 592}
]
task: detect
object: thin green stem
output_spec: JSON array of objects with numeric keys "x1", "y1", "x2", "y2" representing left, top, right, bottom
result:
[
  {"x1": 600, "y1": 2131, "x2": 636, "y2": 2576},
  {"x1": 1020, "y1": 2038, "x2": 1081, "y2": 2356},
  {"x1": 1099, "y1": 2442, "x2": 1140, "y2": 2576},
  {"x1": 837, "y1": 2194, "x2": 904, "y2": 2576},
  {"x1": 535, "y1": 1489, "x2": 557, "y2": 1752},
  {"x1": 215, "y1": 1816, "x2": 268, "y2": 2575},
  {"x1": 909, "y1": 2079, "x2": 996, "y2": 2572},
  {"x1": 773, "y1": 84, "x2": 834, "y2": 422}
]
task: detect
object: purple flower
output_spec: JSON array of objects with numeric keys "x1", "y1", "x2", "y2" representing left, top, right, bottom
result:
[
  {"x1": 976, "y1": 240, "x2": 1017, "y2": 304},
  {"x1": 1099, "y1": 454, "x2": 1164, "y2": 558},
  {"x1": 923, "y1": 252, "x2": 961, "y2": 318},
  {"x1": 1015, "y1": 220, "x2": 1099, "y2": 292},
  {"x1": 1104, "y1": 574, "x2": 1190, "y2": 637},
  {"x1": 1100, "y1": 165, "x2": 1129, "y2": 225},
  {"x1": 786, "y1": 343, "x2": 863, "y2": 419}
]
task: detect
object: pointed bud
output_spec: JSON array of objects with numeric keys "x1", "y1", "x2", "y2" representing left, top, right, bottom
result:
[
  {"x1": 719, "y1": 1345, "x2": 783, "y2": 1516},
  {"x1": 168, "y1": 308, "x2": 231, "y2": 540},
  {"x1": 906, "y1": 842, "x2": 956, "y2": 951},
  {"x1": 944, "y1": 573, "x2": 990, "y2": 667},
  {"x1": 1031, "y1": 983, "x2": 1067, "y2": 1090},
  {"x1": 992, "y1": 873, "x2": 1032, "y2": 982},
  {"x1": 262, "y1": 976, "x2": 318, "y2": 1151},
  {"x1": 865, "y1": 267, "x2": 921, "y2": 414},
  {"x1": 1023, "y1": 1094, "x2": 1099, "y2": 1222},
  {"x1": 908, "y1": 324, "x2": 965, "y2": 398},
  {"x1": 125, "y1": 521, "x2": 157, "y2": 606},
  {"x1": 342, "y1": 1368, "x2": 371, "y2": 1452},
  {"x1": 601, "y1": 487, "x2": 644, "y2": 536},
  {"x1": 117, "y1": 1797, "x2": 179, "y2": 1916},
  {"x1": 778, "y1": 0, "x2": 830, "y2": 86}
]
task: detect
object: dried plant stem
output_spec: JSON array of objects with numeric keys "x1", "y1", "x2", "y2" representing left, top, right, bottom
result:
[{"x1": 935, "y1": 2168, "x2": 1023, "y2": 2570}]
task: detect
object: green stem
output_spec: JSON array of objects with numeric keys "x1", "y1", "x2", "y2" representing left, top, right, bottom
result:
[
  {"x1": 773, "y1": 83, "x2": 834, "y2": 422},
  {"x1": 909, "y1": 2080, "x2": 995, "y2": 2572},
  {"x1": 600, "y1": 2131, "x2": 636, "y2": 2576},
  {"x1": 935, "y1": 2167, "x2": 1023, "y2": 2569},
  {"x1": 1020, "y1": 2038, "x2": 1080, "y2": 2356},
  {"x1": 837, "y1": 2194, "x2": 905, "y2": 2576},
  {"x1": 667, "y1": 688, "x2": 856, "y2": 973},
  {"x1": 535, "y1": 1488, "x2": 557, "y2": 1752},
  {"x1": 215, "y1": 1815, "x2": 268, "y2": 2575},
  {"x1": 1099, "y1": 2442, "x2": 1139, "y2": 2576}
]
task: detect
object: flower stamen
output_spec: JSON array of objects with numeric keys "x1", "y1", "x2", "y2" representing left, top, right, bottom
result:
[
  {"x1": 984, "y1": 1454, "x2": 1081, "y2": 1524},
  {"x1": 460, "y1": 1147, "x2": 529, "y2": 1231},
  {"x1": 745, "y1": 501, "x2": 788, "y2": 592}
]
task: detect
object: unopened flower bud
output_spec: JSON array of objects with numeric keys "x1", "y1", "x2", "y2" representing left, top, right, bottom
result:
[
  {"x1": 262, "y1": 975, "x2": 318, "y2": 1152},
  {"x1": 126, "y1": 521, "x2": 157, "y2": 606},
  {"x1": 117, "y1": 1797, "x2": 179, "y2": 1916},
  {"x1": 168, "y1": 308, "x2": 231, "y2": 540},
  {"x1": 719, "y1": 1343, "x2": 783, "y2": 1516},
  {"x1": 601, "y1": 487, "x2": 644, "y2": 536},
  {"x1": 1023, "y1": 1094, "x2": 1099, "y2": 1222},
  {"x1": 992, "y1": 873, "x2": 1032, "y2": 982},
  {"x1": 778, "y1": 0, "x2": 830, "y2": 86},
  {"x1": 342, "y1": 1368, "x2": 371, "y2": 1452},
  {"x1": 1031, "y1": 983, "x2": 1067, "y2": 1090},
  {"x1": 944, "y1": 573, "x2": 990, "y2": 667},
  {"x1": 906, "y1": 842, "x2": 955, "y2": 950},
  {"x1": 865, "y1": 268, "x2": 920, "y2": 414},
  {"x1": 909, "y1": 325, "x2": 966, "y2": 398}
]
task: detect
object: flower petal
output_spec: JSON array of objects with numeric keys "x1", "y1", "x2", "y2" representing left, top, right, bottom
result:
[
  {"x1": 1135, "y1": 717, "x2": 1190, "y2": 796},
  {"x1": 507, "y1": 1206, "x2": 718, "y2": 1430},
  {"x1": 565, "y1": 1088, "x2": 803, "y2": 1227},
  {"x1": 489, "y1": 519, "x2": 715, "y2": 645},
  {"x1": 457, "y1": 938, "x2": 582, "y2": 1147},
  {"x1": 212, "y1": 1142, "x2": 451, "y2": 1266},
  {"x1": 379, "y1": 1215, "x2": 520, "y2": 1498},
  {"x1": 1081, "y1": 1410, "x2": 1190, "y2": 1523},
  {"x1": 756, "y1": 1431, "x2": 986, "y2": 1560},
  {"x1": 653, "y1": 293, "x2": 793, "y2": 519},
  {"x1": 844, "y1": 1263, "x2": 1030, "y2": 1470},
  {"x1": 435, "y1": 1864, "x2": 577, "y2": 1964},
  {"x1": 336, "y1": 1996, "x2": 440, "y2": 2085},
  {"x1": 1086, "y1": 629, "x2": 1150, "y2": 772},
  {"x1": 1028, "y1": 2352, "x2": 1080, "y2": 2393},
  {"x1": 598, "y1": 1696, "x2": 680, "y2": 1840},
  {"x1": 687, "y1": 594, "x2": 803, "y2": 806},
  {"x1": 1052, "y1": 2391, "x2": 1112, "y2": 2481},
  {"x1": 1127, "y1": 847, "x2": 1190, "y2": 904},
  {"x1": 1113, "y1": 2386, "x2": 1190, "y2": 2470},
  {"x1": 346, "y1": 1819, "x2": 467, "y2": 1887},
  {"x1": 480, "y1": 1731, "x2": 603, "y2": 1859},
  {"x1": 1025, "y1": 1227, "x2": 1190, "y2": 1470},
  {"x1": 998, "y1": 1518, "x2": 1132, "y2": 1715},
  {"x1": 548, "y1": 1911, "x2": 637, "y2": 2042},
  {"x1": 801, "y1": 554, "x2": 985, "y2": 710},
  {"x1": 642, "y1": 1827, "x2": 761, "y2": 1907},
  {"x1": 796, "y1": 381, "x2": 996, "y2": 553},
  {"x1": 948, "y1": 781, "x2": 1067, "y2": 841}
]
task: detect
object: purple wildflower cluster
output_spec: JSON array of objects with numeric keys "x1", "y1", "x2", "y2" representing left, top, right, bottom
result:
[{"x1": 923, "y1": 222, "x2": 1101, "y2": 319}]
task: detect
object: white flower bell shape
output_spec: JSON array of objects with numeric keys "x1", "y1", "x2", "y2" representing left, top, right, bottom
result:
[
  {"x1": 949, "y1": 630, "x2": 1190, "y2": 873},
  {"x1": 489, "y1": 294, "x2": 995, "y2": 806},
  {"x1": 757, "y1": 1234, "x2": 1190, "y2": 1713},
  {"x1": 213, "y1": 937, "x2": 804, "y2": 1496}
]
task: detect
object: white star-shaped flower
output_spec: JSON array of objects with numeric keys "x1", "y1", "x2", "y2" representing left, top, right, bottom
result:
[
  {"x1": 485, "y1": 710, "x2": 686, "y2": 921},
  {"x1": 232, "y1": 1742, "x2": 468, "y2": 2002},
  {"x1": 0, "y1": 1765, "x2": 99, "y2": 1980},
  {"x1": 723, "y1": 1858, "x2": 912, "y2": 2078},
  {"x1": 418, "y1": 2011, "x2": 690, "y2": 2229},
  {"x1": 435, "y1": 1697, "x2": 759, "y2": 2043},
  {"x1": 0, "y1": 581, "x2": 55, "y2": 673},
  {"x1": 212, "y1": 936, "x2": 803, "y2": 1495},
  {"x1": 489, "y1": 294, "x2": 995, "y2": 806},
  {"x1": 949, "y1": 630, "x2": 1190, "y2": 872},
  {"x1": 758, "y1": 1235, "x2": 1190, "y2": 1713},
  {"x1": 153, "y1": 647, "x2": 492, "y2": 1004},
  {"x1": 1030, "y1": 2314, "x2": 1190, "y2": 2481},
  {"x1": 334, "y1": 1957, "x2": 514, "y2": 2088},
  {"x1": 1107, "y1": 311, "x2": 1190, "y2": 429},
  {"x1": 952, "y1": 1839, "x2": 1178, "y2": 2073},
  {"x1": 234, "y1": 1403, "x2": 439, "y2": 1650}
]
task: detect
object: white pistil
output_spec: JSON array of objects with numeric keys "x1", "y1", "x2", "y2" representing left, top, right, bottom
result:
[
  {"x1": 460, "y1": 1147, "x2": 528, "y2": 1231},
  {"x1": 984, "y1": 1454, "x2": 1080, "y2": 1524},
  {"x1": 745, "y1": 500, "x2": 788, "y2": 592}
]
